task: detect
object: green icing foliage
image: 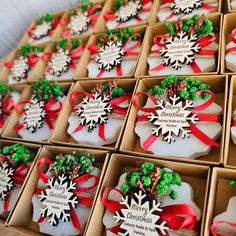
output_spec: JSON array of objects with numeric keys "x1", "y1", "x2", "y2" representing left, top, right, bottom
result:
[
  {"x1": 35, "y1": 13, "x2": 54, "y2": 25},
  {"x1": 114, "y1": 0, "x2": 142, "y2": 11},
  {"x1": 18, "y1": 44, "x2": 43, "y2": 58},
  {"x1": 0, "y1": 82, "x2": 14, "y2": 99},
  {"x1": 51, "y1": 38, "x2": 82, "y2": 52}
]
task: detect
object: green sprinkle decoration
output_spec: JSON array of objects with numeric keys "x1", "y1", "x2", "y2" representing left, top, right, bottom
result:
[
  {"x1": 120, "y1": 162, "x2": 182, "y2": 200},
  {"x1": 0, "y1": 82, "x2": 15, "y2": 100},
  {"x1": 229, "y1": 180, "x2": 236, "y2": 186},
  {"x1": 18, "y1": 44, "x2": 43, "y2": 58}
]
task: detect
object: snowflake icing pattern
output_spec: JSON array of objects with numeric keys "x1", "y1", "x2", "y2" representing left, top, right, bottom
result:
[
  {"x1": 169, "y1": 0, "x2": 202, "y2": 15},
  {"x1": 22, "y1": 99, "x2": 46, "y2": 133},
  {"x1": 160, "y1": 31, "x2": 201, "y2": 70},
  {"x1": 115, "y1": 1, "x2": 142, "y2": 22},
  {"x1": 49, "y1": 49, "x2": 72, "y2": 77},
  {"x1": 75, "y1": 92, "x2": 113, "y2": 132},
  {"x1": 96, "y1": 41, "x2": 125, "y2": 71},
  {"x1": 11, "y1": 56, "x2": 30, "y2": 81},
  {"x1": 69, "y1": 12, "x2": 90, "y2": 35},
  {"x1": 32, "y1": 21, "x2": 52, "y2": 40},
  {"x1": 39, "y1": 174, "x2": 78, "y2": 226},
  {"x1": 148, "y1": 95, "x2": 199, "y2": 143},
  {"x1": 114, "y1": 191, "x2": 169, "y2": 236},
  {"x1": 0, "y1": 162, "x2": 14, "y2": 200}
]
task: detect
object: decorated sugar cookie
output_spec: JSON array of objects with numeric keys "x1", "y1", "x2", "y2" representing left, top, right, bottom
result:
[
  {"x1": 15, "y1": 79, "x2": 66, "y2": 142},
  {"x1": 87, "y1": 28, "x2": 143, "y2": 78},
  {"x1": 225, "y1": 28, "x2": 236, "y2": 72},
  {"x1": 103, "y1": 0, "x2": 153, "y2": 29},
  {"x1": 0, "y1": 144, "x2": 35, "y2": 218},
  {"x1": 102, "y1": 162, "x2": 201, "y2": 236},
  {"x1": 33, "y1": 152, "x2": 101, "y2": 236},
  {"x1": 157, "y1": 0, "x2": 218, "y2": 22},
  {"x1": 45, "y1": 38, "x2": 85, "y2": 81},
  {"x1": 27, "y1": 13, "x2": 60, "y2": 45},
  {"x1": 4, "y1": 44, "x2": 43, "y2": 84},
  {"x1": 133, "y1": 75, "x2": 222, "y2": 159},
  {"x1": 148, "y1": 15, "x2": 219, "y2": 76},
  {"x1": 68, "y1": 80, "x2": 131, "y2": 146},
  {"x1": 62, "y1": 1, "x2": 102, "y2": 37}
]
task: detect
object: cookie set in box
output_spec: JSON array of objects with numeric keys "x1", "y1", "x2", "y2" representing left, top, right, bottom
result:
[
  {"x1": 75, "y1": 25, "x2": 146, "y2": 79},
  {"x1": 87, "y1": 153, "x2": 211, "y2": 236},
  {"x1": 135, "y1": 13, "x2": 222, "y2": 77},
  {"x1": 6, "y1": 145, "x2": 109, "y2": 236},
  {"x1": 120, "y1": 75, "x2": 227, "y2": 166},
  {"x1": 2, "y1": 80, "x2": 73, "y2": 144},
  {"x1": 51, "y1": 78, "x2": 136, "y2": 151},
  {"x1": 205, "y1": 167, "x2": 236, "y2": 236}
]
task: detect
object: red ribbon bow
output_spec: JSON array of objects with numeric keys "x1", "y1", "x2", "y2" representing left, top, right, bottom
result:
[
  {"x1": 70, "y1": 91, "x2": 131, "y2": 141},
  {"x1": 35, "y1": 158, "x2": 99, "y2": 233},
  {"x1": 0, "y1": 98, "x2": 16, "y2": 128},
  {"x1": 150, "y1": 33, "x2": 217, "y2": 73},
  {"x1": 88, "y1": 34, "x2": 142, "y2": 77},
  {"x1": 211, "y1": 220, "x2": 236, "y2": 236},
  {"x1": 226, "y1": 28, "x2": 236, "y2": 55},
  {"x1": 102, "y1": 187, "x2": 198, "y2": 235},
  {"x1": 132, "y1": 90, "x2": 221, "y2": 151},
  {"x1": 15, "y1": 99, "x2": 62, "y2": 131}
]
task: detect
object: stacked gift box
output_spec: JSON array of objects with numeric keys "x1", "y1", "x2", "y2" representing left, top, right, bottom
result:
[{"x1": 1, "y1": 0, "x2": 236, "y2": 235}]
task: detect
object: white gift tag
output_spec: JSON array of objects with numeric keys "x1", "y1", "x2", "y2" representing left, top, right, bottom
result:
[
  {"x1": 11, "y1": 56, "x2": 30, "y2": 81},
  {"x1": 32, "y1": 22, "x2": 52, "y2": 40},
  {"x1": 69, "y1": 12, "x2": 90, "y2": 35}
]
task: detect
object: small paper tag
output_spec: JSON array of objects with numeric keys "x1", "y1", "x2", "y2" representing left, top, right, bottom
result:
[
  {"x1": 75, "y1": 92, "x2": 113, "y2": 132},
  {"x1": 0, "y1": 162, "x2": 14, "y2": 200},
  {"x1": 114, "y1": 191, "x2": 169, "y2": 236},
  {"x1": 39, "y1": 174, "x2": 78, "y2": 226},
  {"x1": 22, "y1": 99, "x2": 46, "y2": 133},
  {"x1": 95, "y1": 41, "x2": 125, "y2": 71},
  {"x1": 48, "y1": 49, "x2": 72, "y2": 77},
  {"x1": 160, "y1": 31, "x2": 201, "y2": 70},
  {"x1": 11, "y1": 56, "x2": 30, "y2": 81},
  {"x1": 170, "y1": 0, "x2": 202, "y2": 15},
  {"x1": 32, "y1": 21, "x2": 52, "y2": 40},
  {"x1": 69, "y1": 12, "x2": 90, "y2": 35},
  {"x1": 148, "y1": 95, "x2": 198, "y2": 143},
  {"x1": 115, "y1": 1, "x2": 142, "y2": 22}
]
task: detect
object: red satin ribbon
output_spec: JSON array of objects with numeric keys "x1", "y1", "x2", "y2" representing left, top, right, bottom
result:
[
  {"x1": 133, "y1": 90, "x2": 221, "y2": 150},
  {"x1": 15, "y1": 99, "x2": 62, "y2": 131},
  {"x1": 150, "y1": 34, "x2": 217, "y2": 73},
  {"x1": 226, "y1": 28, "x2": 236, "y2": 54},
  {"x1": 102, "y1": 187, "x2": 198, "y2": 234},
  {"x1": 211, "y1": 220, "x2": 236, "y2": 236},
  {"x1": 0, "y1": 98, "x2": 15, "y2": 128},
  {"x1": 36, "y1": 158, "x2": 99, "y2": 233},
  {"x1": 70, "y1": 91, "x2": 131, "y2": 139},
  {"x1": 232, "y1": 120, "x2": 236, "y2": 127}
]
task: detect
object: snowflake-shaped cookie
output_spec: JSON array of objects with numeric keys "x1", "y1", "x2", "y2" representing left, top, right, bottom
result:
[
  {"x1": 170, "y1": 0, "x2": 202, "y2": 15},
  {"x1": 75, "y1": 92, "x2": 113, "y2": 132},
  {"x1": 69, "y1": 12, "x2": 90, "y2": 35},
  {"x1": 148, "y1": 95, "x2": 199, "y2": 143},
  {"x1": 160, "y1": 31, "x2": 201, "y2": 70},
  {"x1": 114, "y1": 191, "x2": 169, "y2": 236},
  {"x1": 11, "y1": 56, "x2": 30, "y2": 82},
  {"x1": 39, "y1": 174, "x2": 78, "y2": 226},
  {"x1": 95, "y1": 41, "x2": 125, "y2": 71},
  {"x1": 32, "y1": 21, "x2": 52, "y2": 40},
  {"x1": 48, "y1": 49, "x2": 72, "y2": 77},
  {"x1": 115, "y1": 1, "x2": 142, "y2": 22},
  {"x1": 0, "y1": 162, "x2": 14, "y2": 200},
  {"x1": 22, "y1": 99, "x2": 46, "y2": 133}
]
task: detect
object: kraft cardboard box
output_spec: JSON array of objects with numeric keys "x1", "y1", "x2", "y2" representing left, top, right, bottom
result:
[
  {"x1": 27, "y1": 35, "x2": 90, "y2": 83},
  {"x1": 204, "y1": 167, "x2": 236, "y2": 235},
  {"x1": 74, "y1": 25, "x2": 147, "y2": 80},
  {"x1": 86, "y1": 153, "x2": 211, "y2": 236},
  {"x1": 135, "y1": 13, "x2": 222, "y2": 78},
  {"x1": 221, "y1": 13, "x2": 236, "y2": 74},
  {"x1": 0, "y1": 139, "x2": 41, "y2": 227},
  {"x1": 2, "y1": 82, "x2": 73, "y2": 145},
  {"x1": 224, "y1": 75, "x2": 236, "y2": 168},
  {"x1": 6, "y1": 145, "x2": 109, "y2": 236},
  {"x1": 120, "y1": 75, "x2": 228, "y2": 166},
  {"x1": 51, "y1": 78, "x2": 137, "y2": 151}
]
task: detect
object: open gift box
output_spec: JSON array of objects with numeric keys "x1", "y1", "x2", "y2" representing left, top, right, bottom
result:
[
  {"x1": 6, "y1": 145, "x2": 109, "y2": 236},
  {"x1": 1, "y1": 82, "x2": 73, "y2": 145},
  {"x1": 86, "y1": 153, "x2": 211, "y2": 236},
  {"x1": 120, "y1": 75, "x2": 227, "y2": 166},
  {"x1": 27, "y1": 35, "x2": 90, "y2": 83},
  {"x1": 74, "y1": 25, "x2": 146, "y2": 80},
  {"x1": 50, "y1": 78, "x2": 137, "y2": 151},
  {"x1": 135, "y1": 13, "x2": 222, "y2": 78},
  {"x1": 0, "y1": 139, "x2": 41, "y2": 226},
  {"x1": 204, "y1": 167, "x2": 236, "y2": 236}
]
